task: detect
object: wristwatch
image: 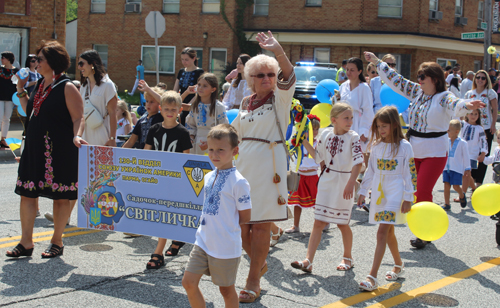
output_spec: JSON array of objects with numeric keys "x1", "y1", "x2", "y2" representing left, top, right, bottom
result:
[{"x1": 109, "y1": 137, "x2": 115, "y2": 140}]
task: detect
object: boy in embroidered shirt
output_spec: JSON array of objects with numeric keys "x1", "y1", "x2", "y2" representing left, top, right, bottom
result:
[
  {"x1": 182, "y1": 124, "x2": 252, "y2": 308},
  {"x1": 442, "y1": 120, "x2": 471, "y2": 210}
]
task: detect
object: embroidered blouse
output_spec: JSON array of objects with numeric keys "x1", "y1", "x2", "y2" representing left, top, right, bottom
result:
[
  {"x1": 460, "y1": 120, "x2": 488, "y2": 160},
  {"x1": 444, "y1": 137, "x2": 471, "y2": 174},
  {"x1": 463, "y1": 88, "x2": 498, "y2": 131},
  {"x1": 223, "y1": 79, "x2": 253, "y2": 110},
  {"x1": 377, "y1": 61, "x2": 471, "y2": 159}
]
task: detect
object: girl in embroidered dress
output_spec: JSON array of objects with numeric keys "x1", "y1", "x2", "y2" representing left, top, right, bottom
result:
[
  {"x1": 363, "y1": 51, "x2": 484, "y2": 249},
  {"x1": 285, "y1": 115, "x2": 321, "y2": 233},
  {"x1": 458, "y1": 109, "x2": 488, "y2": 197},
  {"x1": 185, "y1": 73, "x2": 228, "y2": 155},
  {"x1": 463, "y1": 70, "x2": 498, "y2": 187},
  {"x1": 291, "y1": 103, "x2": 363, "y2": 273},
  {"x1": 357, "y1": 106, "x2": 416, "y2": 291}
]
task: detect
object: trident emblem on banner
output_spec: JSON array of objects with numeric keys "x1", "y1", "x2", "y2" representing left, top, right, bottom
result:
[{"x1": 90, "y1": 207, "x2": 101, "y2": 226}]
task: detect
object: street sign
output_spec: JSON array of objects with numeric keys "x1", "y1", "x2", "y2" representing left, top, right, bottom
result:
[
  {"x1": 145, "y1": 11, "x2": 166, "y2": 84},
  {"x1": 461, "y1": 32, "x2": 485, "y2": 40},
  {"x1": 145, "y1": 11, "x2": 165, "y2": 39},
  {"x1": 481, "y1": 22, "x2": 488, "y2": 30}
]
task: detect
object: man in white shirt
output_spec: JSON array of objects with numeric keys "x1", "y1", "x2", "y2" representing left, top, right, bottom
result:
[
  {"x1": 446, "y1": 66, "x2": 462, "y2": 85},
  {"x1": 460, "y1": 71, "x2": 474, "y2": 98}
]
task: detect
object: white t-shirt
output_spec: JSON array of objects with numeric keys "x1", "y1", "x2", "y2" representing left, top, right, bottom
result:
[
  {"x1": 195, "y1": 167, "x2": 252, "y2": 259},
  {"x1": 116, "y1": 117, "x2": 130, "y2": 136},
  {"x1": 460, "y1": 78, "x2": 473, "y2": 98},
  {"x1": 446, "y1": 73, "x2": 462, "y2": 85}
]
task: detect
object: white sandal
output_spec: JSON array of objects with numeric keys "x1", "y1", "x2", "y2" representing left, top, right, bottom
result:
[
  {"x1": 270, "y1": 227, "x2": 284, "y2": 247},
  {"x1": 386, "y1": 263, "x2": 405, "y2": 281},
  {"x1": 359, "y1": 275, "x2": 379, "y2": 291},
  {"x1": 337, "y1": 257, "x2": 354, "y2": 271},
  {"x1": 291, "y1": 258, "x2": 313, "y2": 273}
]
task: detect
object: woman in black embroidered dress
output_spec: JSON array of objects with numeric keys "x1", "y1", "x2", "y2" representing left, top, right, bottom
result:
[{"x1": 6, "y1": 41, "x2": 85, "y2": 259}]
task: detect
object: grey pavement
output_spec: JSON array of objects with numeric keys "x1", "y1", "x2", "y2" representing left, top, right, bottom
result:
[{"x1": 0, "y1": 121, "x2": 499, "y2": 307}]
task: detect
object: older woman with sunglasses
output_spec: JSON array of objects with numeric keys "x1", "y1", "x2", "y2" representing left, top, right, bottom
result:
[
  {"x1": 369, "y1": 54, "x2": 397, "y2": 114},
  {"x1": 232, "y1": 31, "x2": 295, "y2": 303},
  {"x1": 364, "y1": 52, "x2": 484, "y2": 250},
  {"x1": 463, "y1": 70, "x2": 498, "y2": 188}
]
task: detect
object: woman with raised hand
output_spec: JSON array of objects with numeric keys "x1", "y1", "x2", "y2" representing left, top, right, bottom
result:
[
  {"x1": 7, "y1": 41, "x2": 84, "y2": 259},
  {"x1": 232, "y1": 31, "x2": 295, "y2": 303},
  {"x1": 364, "y1": 51, "x2": 484, "y2": 249}
]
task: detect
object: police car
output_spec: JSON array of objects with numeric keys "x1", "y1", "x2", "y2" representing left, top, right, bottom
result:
[{"x1": 294, "y1": 62, "x2": 338, "y2": 109}]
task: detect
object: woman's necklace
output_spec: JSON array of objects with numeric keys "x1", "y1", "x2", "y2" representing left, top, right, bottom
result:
[{"x1": 33, "y1": 74, "x2": 62, "y2": 116}]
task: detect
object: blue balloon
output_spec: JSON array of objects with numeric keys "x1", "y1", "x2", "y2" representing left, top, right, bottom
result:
[
  {"x1": 315, "y1": 79, "x2": 340, "y2": 104},
  {"x1": 379, "y1": 84, "x2": 410, "y2": 113},
  {"x1": 226, "y1": 109, "x2": 239, "y2": 124},
  {"x1": 12, "y1": 93, "x2": 26, "y2": 117}
]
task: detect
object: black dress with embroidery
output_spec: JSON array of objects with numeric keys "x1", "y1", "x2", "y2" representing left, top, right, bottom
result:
[{"x1": 15, "y1": 75, "x2": 78, "y2": 200}]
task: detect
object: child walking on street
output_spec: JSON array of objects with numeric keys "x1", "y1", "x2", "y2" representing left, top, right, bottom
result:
[
  {"x1": 286, "y1": 115, "x2": 321, "y2": 233},
  {"x1": 457, "y1": 110, "x2": 487, "y2": 199},
  {"x1": 144, "y1": 91, "x2": 193, "y2": 269},
  {"x1": 290, "y1": 103, "x2": 363, "y2": 273},
  {"x1": 186, "y1": 73, "x2": 228, "y2": 155},
  {"x1": 442, "y1": 119, "x2": 471, "y2": 210},
  {"x1": 182, "y1": 124, "x2": 252, "y2": 308},
  {"x1": 357, "y1": 106, "x2": 417, "y2": 291}
]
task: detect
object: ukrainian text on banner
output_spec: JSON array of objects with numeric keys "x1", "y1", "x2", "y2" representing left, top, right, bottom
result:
[{"x1": 77, "y1": 145, "x2": 213, "y2": 243}]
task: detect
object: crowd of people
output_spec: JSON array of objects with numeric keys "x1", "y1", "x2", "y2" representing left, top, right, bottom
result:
[{"x1": 1, "y1": 30, "x2": 499, "y2": 306}]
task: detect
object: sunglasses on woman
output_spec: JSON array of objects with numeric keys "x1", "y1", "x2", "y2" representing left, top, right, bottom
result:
[
  {"x1": 251, "y1": 73, "x2": 276, "y2": 79},
  {"x1": 476, "y1": 76, "x2": 487, "y2": 81},
  {"x1": 77, "y1": 61, "x2": 85, "y2": 67},
  {"x1": 417, "y1": 74, "x2": 426, "y2": 80},
  {"x1": 387, "y1": 63, "x2": 397, "y2": 68},
  {"x1": 371, "y1": 71, "x2": 377, "y2": 75},
  {"x1": 30, "y1": 59, "x2": 37, "y2": 63}
]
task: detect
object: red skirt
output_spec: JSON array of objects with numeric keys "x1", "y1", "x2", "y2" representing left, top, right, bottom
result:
[{"x1": 288, "y1": 174, "x2": 318, "y2": 208}]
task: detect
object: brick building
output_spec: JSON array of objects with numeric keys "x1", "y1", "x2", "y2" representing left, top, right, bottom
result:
[
  {"x1": 0, "y1": 0, "x2": 67, "y2": 67},
  {"x1": 77, "y1": 0, "x2": 500, "y2": 91}
]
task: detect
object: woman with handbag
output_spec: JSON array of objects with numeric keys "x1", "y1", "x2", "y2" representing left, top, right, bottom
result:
[
  {"x1": 7, "y1": 41, "x2": 85, "y2": 259},
  {"x1": 78, "y1": 50, "x2": 117, "y2": 146},
  {"x1": 232, "y1": 31, "x2": 295, "y2": 303}
]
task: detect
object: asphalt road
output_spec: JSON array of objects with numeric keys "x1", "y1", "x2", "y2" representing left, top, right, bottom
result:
[{"x1": 0, "y1": 121, "x2": 499, "y2": 308}]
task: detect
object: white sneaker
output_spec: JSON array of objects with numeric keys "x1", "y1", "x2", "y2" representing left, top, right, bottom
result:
[{"x1": 44, "y1": 212, "x2": 70, "y2": 225}]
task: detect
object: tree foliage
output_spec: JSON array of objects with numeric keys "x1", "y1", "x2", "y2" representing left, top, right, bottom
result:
[
  {"x1": 220, "y1": 0, "x2": 260, "y2": 57},
  {"x1": 67, "y1": 0, "x2": 78, "y2": 22}
]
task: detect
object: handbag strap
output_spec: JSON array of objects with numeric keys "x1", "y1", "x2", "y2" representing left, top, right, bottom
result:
[
  {"x1": 271, "y1": 97, "x2": 291, "y2": 161},
  {"x1": 85, "y1": 79, "x2": 107, "y2": 120}
]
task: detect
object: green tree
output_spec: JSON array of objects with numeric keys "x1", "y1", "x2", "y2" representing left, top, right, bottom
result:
[{"x1": 67, "y1": 0, "x2": 78, "y2": 22}]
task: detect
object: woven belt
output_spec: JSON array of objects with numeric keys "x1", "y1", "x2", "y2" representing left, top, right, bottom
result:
[
  {"x1": 242, "y1": 137, "x2": 283, "y2": 144},
  {"x1": 325, "y1": 168, "x2": 351, "y2": 174}
]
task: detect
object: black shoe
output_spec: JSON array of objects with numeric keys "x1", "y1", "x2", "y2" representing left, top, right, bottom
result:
[
  {"x1": 41, "y1": 243, "x2": 64, "y2": 258},
  {"x1": 410, "y1": 238, "x2": 428, "y2": 249},
  {"x1": 165, "y1": 241, "x2": 185, "y2": 256},
  {"x1": 459, "y1": 196, "x2": 467, "y2": 208},
  {"x1": 442, "y1": 204, "x2": 451, "y2": 210},
  {"x1": 6, "y1": 243, "x2": 33, "y2": 258}
]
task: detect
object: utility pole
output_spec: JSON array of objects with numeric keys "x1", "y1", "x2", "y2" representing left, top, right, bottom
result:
[{"x1": 484, "y1": 0, "x2": 492, "y2": 70}]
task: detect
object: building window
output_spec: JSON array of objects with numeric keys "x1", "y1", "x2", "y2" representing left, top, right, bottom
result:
[
  {"x1": 141, "y1": 45, "x2": 176, "y2": 74},
  {"x1": 209, "y1": 48, "x2": 227, "y2": 82},
  {"x1": 474, "y1": 60, "x2": 482, "y2": 72},
  {"x1": 93, "y1": 44, "x2": 108, "y2": 68},
  {"x1": 192, "y1": 48, "x2": 204, "y2": 69},
  {"x1": 202, "y1": 0, "x2": 220, "y2": 13},
  {"x1": 478, "y1": 1, "x2": 485, "y2": 28},
  {"x1": 306, "y1": 0, "x2": 322, "y2": 6},
  {"x1": 91, "y1": 0, "x2": 105, "y2": 13},
  {"x1": 125, "y1": 0, "x2": 141, "y2": 13},
  {"x1": 254, "y1": 0, "x2": 269, "y2": 15},
  {"x1": 314, "y1": 48, "x2": 330, "y2": 63},
  {"x1": 437, "y1": 58, "x2": 457, "y2": 69},
  {"x1": 429, "y1": 0, "x2": 438, "y2": 11},
  {"x1": 378, "y1": 0, "x2": 403, "y2": 18},
  {"x1": 455, "y1": 0, "x2": 463, "y2": 16},
  {"x1": 163, "y1": 0, "x2": 180, "y2": 13}
]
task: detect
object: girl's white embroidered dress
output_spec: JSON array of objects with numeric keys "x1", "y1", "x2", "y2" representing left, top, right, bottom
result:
[
  {"x1": 359, "y1": 140, "x2": 417, "y2": 225},
  {"x1": 314, "y1": 130, "x2": 363, "y2": 224}
]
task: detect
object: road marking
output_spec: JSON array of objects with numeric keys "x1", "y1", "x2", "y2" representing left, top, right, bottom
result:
[
  {"x1": 0, "y1": 229, "x2": 100, "y2": 249},
  {"x1": 321, "y1": 283, "x2": 401, "y2": 308},
  {"x1": 0, "y1": 227, "x2": 81, "y2": 243},
  {"x1": 365, "y1": 256, "x2": 500, "y2": 308}
]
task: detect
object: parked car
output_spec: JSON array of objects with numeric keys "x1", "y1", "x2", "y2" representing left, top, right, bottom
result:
[{"x1": 293, "y1": 62, "x2": 338, "y2": 109}]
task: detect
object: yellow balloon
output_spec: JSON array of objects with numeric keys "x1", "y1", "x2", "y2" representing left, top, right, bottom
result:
[
  {"x1": 407, "y1": 202, "x2": 449, "y2": 241},
  {"x1": 310, "y1": 103, "x2": 332, "y2": 128},
  {"x1": 471, "y1": 184, "x2": 500, "y2": 216}
]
